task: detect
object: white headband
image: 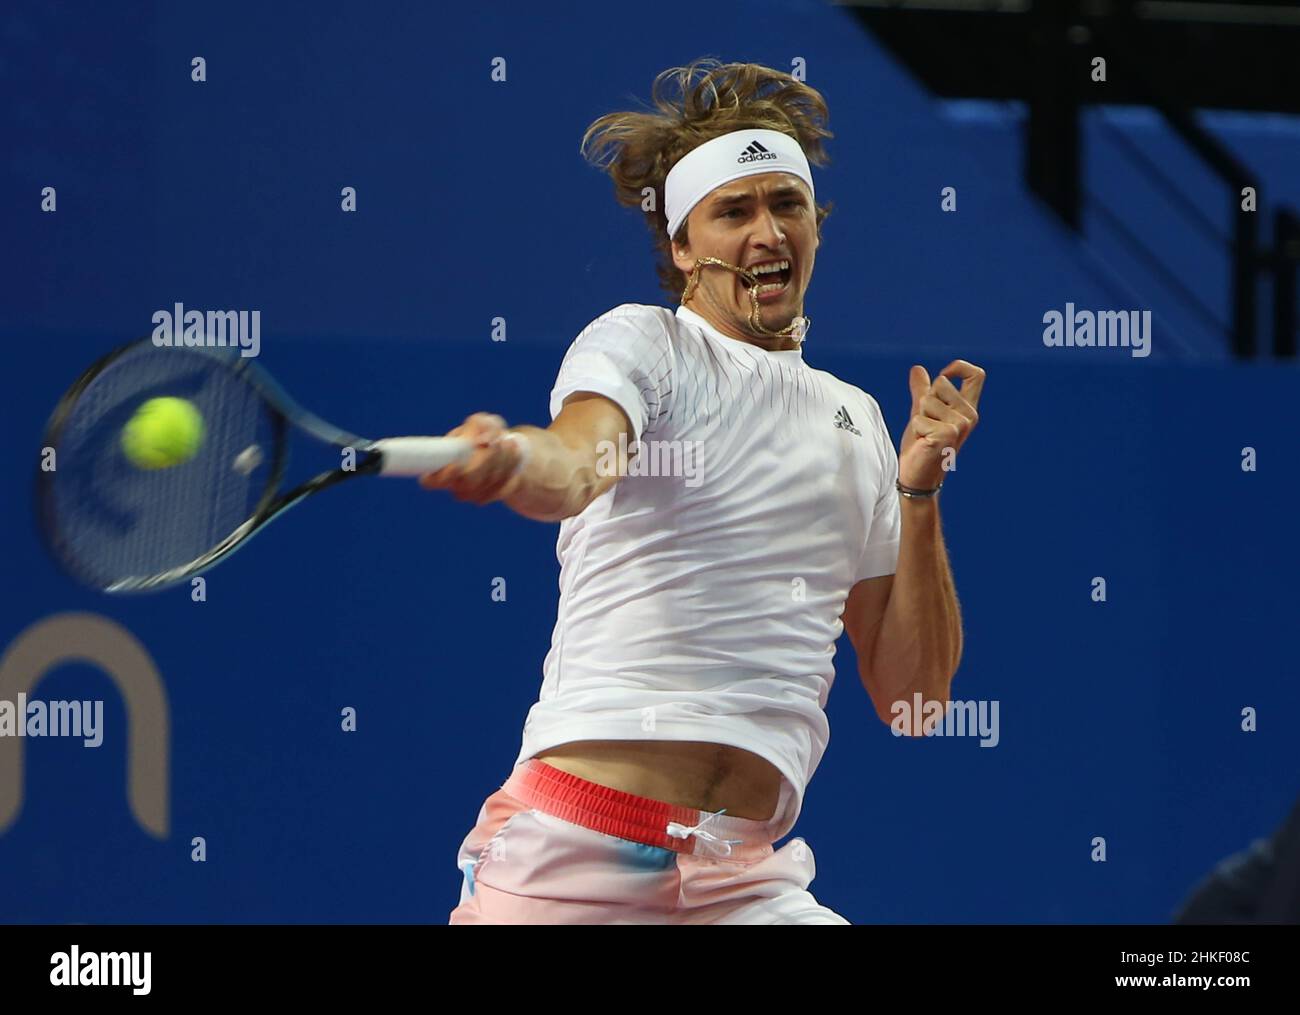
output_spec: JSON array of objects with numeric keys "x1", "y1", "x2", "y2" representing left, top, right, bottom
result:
[{"x1": 664, "y1": 128, "x2": 815, "y2": 240}]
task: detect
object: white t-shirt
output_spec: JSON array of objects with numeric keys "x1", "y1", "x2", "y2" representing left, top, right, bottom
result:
[{"x1": 514, "y1": 302, "x2": 901, "y2": 842}]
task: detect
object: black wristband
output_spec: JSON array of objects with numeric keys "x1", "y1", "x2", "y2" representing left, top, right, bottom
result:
[{"x1": 896, "y1": 479, "x2": 943, "y2": 499}]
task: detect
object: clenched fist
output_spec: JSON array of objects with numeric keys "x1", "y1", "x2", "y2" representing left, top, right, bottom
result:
[
  {"x1": 897, "y1": 360, "x2": 985, "y2": 492},
  {"x1": 418, "y1": 412, "x2": 526, "y2": 505}
]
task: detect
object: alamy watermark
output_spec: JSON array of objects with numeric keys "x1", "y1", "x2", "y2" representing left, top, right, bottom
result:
[
  {"x1": 152, "y1": 302, "x2": 260, "y2": 357},
  {"x1": 596, "y1": 433, "x2": 705, "y2": 488},
  {"x1": 50, "y1": 947, "x2": 151, "y2": 995},
  {"x1": 0, "y1": 694, "x2": 103, "y2": 747},
  {"x1": 1043, "y1": 303, "x2": 1150, "y2": 358},
  {"x1": 890, "y1": 693, "x2": 999, "y2": 746}
]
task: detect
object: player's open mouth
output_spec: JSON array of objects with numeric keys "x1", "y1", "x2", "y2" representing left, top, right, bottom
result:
[{"x1": 740, "y1": 259, "x2": 792, "y2": 302}]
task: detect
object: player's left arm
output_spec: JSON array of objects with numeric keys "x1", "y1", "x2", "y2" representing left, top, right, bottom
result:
[{"x1": 843, "y1": 359, "x2": 985, "y2": 730}]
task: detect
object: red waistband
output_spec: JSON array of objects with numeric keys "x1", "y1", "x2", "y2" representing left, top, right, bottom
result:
[{"x1": 502, "y1": 758, "x2": 775, "y2": 860}]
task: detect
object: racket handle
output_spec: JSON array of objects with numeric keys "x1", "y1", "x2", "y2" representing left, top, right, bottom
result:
[{"x1": 372, "y1": 436, "x2": 474, "y2": 476}]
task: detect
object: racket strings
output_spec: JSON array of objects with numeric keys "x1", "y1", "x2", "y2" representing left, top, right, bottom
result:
[{"x1": 43, "y1": 343, "x2": 281, "y2": 589}]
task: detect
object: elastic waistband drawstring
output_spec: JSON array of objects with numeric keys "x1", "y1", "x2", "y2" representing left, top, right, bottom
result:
[{"x1": 666, "y1": 808, "x2": 746, "y2": 857}]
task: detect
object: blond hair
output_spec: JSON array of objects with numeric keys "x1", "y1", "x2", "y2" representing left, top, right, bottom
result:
[{"x1": 580, "y1": 58, "x2": 834, "y2": 301}]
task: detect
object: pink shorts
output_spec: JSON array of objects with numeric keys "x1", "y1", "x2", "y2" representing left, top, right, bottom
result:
[{"x1": 448, "y1": 758, "x2": 849, "y2": 925}]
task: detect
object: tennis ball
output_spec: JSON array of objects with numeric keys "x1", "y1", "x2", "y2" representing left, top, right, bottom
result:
[{"x1": 121, "y1": 397, "x2": 205, "y2": 470}]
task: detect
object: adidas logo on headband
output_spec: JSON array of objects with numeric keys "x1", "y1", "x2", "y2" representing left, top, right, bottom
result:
[
  {"x1": 663, "y1": 129, "x2": 814, "y2": 239},
  {"x1": 737, "y1": 139, "x2": 779, "y2": 165}
]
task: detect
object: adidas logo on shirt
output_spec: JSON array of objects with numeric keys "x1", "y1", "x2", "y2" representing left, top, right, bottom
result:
[
  {"x1": 832, "y1": 405, "x2": 861, "y2": 436},
  {"x1": 737, "y1": 139, "x2": 778, "y2": 164}
]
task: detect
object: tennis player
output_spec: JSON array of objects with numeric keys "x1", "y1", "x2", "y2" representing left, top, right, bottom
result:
[{"x1": 424, "y1": 59, "x2": 984, "y2": 924}]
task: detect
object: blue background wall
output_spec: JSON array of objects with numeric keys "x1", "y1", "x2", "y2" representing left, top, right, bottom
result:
[{"x1": 2, "y1": 0, "x2": 1297, "y2": 923}]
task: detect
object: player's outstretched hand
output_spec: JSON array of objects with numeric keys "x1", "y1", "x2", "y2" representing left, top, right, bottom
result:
[{"x1": 419, "y1": 412, "x2": 524, "y2": 505}]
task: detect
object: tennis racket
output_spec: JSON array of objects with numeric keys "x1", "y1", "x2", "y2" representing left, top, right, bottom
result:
[{"x1": 37, "y1": 338, "x2": 474, "y2": 594}]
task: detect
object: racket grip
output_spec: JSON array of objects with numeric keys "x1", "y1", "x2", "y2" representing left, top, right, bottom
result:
[{"x1": 372, "y1": 436, "x2": 474, "y2": 476}]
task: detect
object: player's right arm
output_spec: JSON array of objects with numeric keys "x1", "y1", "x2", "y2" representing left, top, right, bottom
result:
[
  {"x1": 423, "y1": 306, "x2": 669, "y2": 518},
  {"x1": 502, "y1": 392, "x2": 633, "y2": 521},
  {"x1": 418, "y1": 392, "x2": 632, "y2": 521}
]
